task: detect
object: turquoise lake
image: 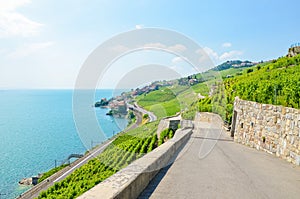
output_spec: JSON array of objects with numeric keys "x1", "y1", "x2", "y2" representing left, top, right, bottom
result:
[{"x1": 0, "y1": 90, "x2": 128, "y2": 199}]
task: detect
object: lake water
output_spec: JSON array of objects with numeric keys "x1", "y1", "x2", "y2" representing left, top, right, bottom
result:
[{"x1": 0, "y1": 90, "x2": 128, "y2": 199}]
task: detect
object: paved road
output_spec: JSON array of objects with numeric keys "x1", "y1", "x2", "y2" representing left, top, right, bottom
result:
[
  {"x1": 127, "y1": 103, "x2": 157, "y2": 122},
  {"x1": 139, "y1": 114, "x2": 300, "y2": 199},
  {"x1": 126, "y1": 110, "x2": 142, "y2": 131}
]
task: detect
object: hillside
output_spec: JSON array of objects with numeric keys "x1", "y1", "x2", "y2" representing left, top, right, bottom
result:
[
  {"x1": 134, "y1": 62, "x2": 261, "y2": 121},
  {"x1": 136, "y1": 54, "x2": 300, "y2": 124},
  {"x1": 212, "y1": 60, "x2": 257, "y2": 71},
  {"x1": 136, "y1": 85, "x2": 196, "y2": 119},
  {"x1": 224, "y1": 54, "x2": 300, "y2": 111},
  {"x1": 37, "y1": 120, "x2": 178, "y2": 198},
  {"x1": 205, "y1": 54, "x2": 300, "y2": 123},
  {"x1": 37, "y1": 53, "x2": 300, "y2": 198}
]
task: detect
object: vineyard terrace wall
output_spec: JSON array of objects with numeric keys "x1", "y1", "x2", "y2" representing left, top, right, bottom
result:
[
  {"x1": 232, "y1": 97, "x2": 300, "y2": 165},
  {"x1": 77, "y1": 128, "x2": 193, "y2": 199}
]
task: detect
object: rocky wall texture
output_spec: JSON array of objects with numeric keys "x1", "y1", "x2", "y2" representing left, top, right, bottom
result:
[
  {"x1": 288, "y1": 46, "x2": 300, "y2": 57},
  {"x1": 233, "y1": 97, "x2": 300, "y2": 165}
]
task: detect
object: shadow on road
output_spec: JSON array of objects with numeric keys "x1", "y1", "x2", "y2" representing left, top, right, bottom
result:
[
  {"x1": 138, "y1": 131, "x2": 191, "y2": 199},
  {"x1": 138, "y1": 164, "x2": 173, "y2": 199},
  {"x1": 191, "y1": 136, "x2": 233, "y2": 142}
]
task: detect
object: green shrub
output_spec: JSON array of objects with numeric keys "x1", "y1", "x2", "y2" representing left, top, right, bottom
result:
[{"x1": 158, "y1": 128, "x2": 175, "y2": 146}]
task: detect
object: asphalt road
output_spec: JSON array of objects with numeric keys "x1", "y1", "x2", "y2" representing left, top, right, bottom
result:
[
  {"x1": 127, "y1": 102, "x2": 157, "y2": 122},
  {"x1": 139, "y1": 114, "x2": 300, "y2": 199}
]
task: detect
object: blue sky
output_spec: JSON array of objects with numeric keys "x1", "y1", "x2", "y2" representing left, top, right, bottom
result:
[{"x1": 0, "y1": 0, "x2": 299, "y2": 89}]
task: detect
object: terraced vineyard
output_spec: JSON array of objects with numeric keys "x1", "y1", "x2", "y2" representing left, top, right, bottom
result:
[
  {"x1": 192, "y1": 54, "x2": 300, "y2": 124},
  {"x1": 136, "y1": 87, "x2": 181, "y2": 118},
  {"x1": 38, "y1": 121, "x2": 164, "y2": 199}
]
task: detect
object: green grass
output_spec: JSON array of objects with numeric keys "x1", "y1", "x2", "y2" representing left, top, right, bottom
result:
[
  {"x1": 181, "y1": 65, "x2": 259, "y2": 121},
  {"x1": 37, "y1": 121, "x2": 159, "y2": 199},
  {"x1": 136, "y1": 64, "x2": 258, "y2": 121},
  {"x1": 137, "y1": 83, "x2": 211, "y2": 119},
  {"x1": 191, "y1": 82, "x2": 209, "y2": 96},
  {"x1": 225, "y1": 55, "x2": 300, "y2": 108},
  {"x1": 158, "y1": 128, "x2": 174, "y2": 146},
  {"x1": 220, "y1": 67, "x2": 244, "y2": 77},
  {"x1": 168, "y1": 85, "x2": 190, "y2": 95},
  {"x1": 137, "y1": 87, "x2": 176, "y2": 107},
  {"x1": 194, "y1": 55, "x2": 300, "y2": 124},
  {"x1": 38, "y1": 164, "x2": 68, "y2": 183},
  {"x1": 137, "y1": 86, "x2": 184, "y2": 118},
  {"x1": 146, "y1": 98, "x2": 180, "y2": 118}
]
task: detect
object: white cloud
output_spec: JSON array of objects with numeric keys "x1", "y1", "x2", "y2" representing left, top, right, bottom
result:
[
  {"x1": 168, "y1": 44, "x2": 187, "y2": 53},
  {"x1": 0, "y1": 0, "x2": 31, "y2": 11},
  {"x1": 0, "y1": 48, "x2": 7, "y2": 54},
  {"x1": 219, "y1": 50, "x2": 243, "y2": 61},
  {"x1": 8, "y1": 41, "x2": 54, "y2": 58},
  {"x1": 143, "y1": 43, "x2": 187, "y2": 54},
  {"x1": 143, "y1": 42, "x2": 166, "y2": 49},
  {"x1": 135, "y1": 24, "x2": 144, "y2": 29},
  {"x1": 202, "y1": 47, "x2": 219, "y2": 62},
  {"x1": 110, "y1": 45, "x2": 130, "y2": 53},
  {"x1": 109, "y1": 43, "x2": 187, "y2": 55},
  {"x1": 222, "y1": 42, "x2": 232, "y2": 48},
  {"x1": 199, "y1": 47, "x2": 243, "y2": 64},
  {"x1": 171, "y1": 56, "x2": 185, "y2": 64},
  {"x1": 0, "y1": 0, "x2": 43, "y2": 37}
]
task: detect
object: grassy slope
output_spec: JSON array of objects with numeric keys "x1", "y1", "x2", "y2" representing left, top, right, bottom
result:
[
  {"x1": 38, "y1": 121, "x2": 159, "y2": 199},
  {"x1": 136, "y1": 86, "x2": 182, "y2": 118},
  {"x1": 225, "y1": 55, "x2": 300, "y2": 108},
  {"x1": 195, "y1": 55, "x2": 300, "y2": 123},
  {"x1": 38, "y1": 164, "x2": 68, "y2": 183},
  {"x1": 136, "y1": 65, "x2": 254, "y2": 120}
]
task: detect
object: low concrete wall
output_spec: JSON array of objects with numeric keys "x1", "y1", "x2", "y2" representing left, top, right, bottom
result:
[
  {"x1": 180, "y1": 119, "x2": 194, "y2": 129},
  {"x1": 77, "y1": 128, "x2": 193, "y2": 199},
  {"x1": 156, "y1": 115, "x2": 181, "y2": 138},
  {"x1": 156, "y1": 119, "x2": 170, "y2": 137}
]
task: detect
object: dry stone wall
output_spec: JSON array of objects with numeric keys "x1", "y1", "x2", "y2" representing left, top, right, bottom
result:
[
  {"x1": 288, "y1": 46, "x2": 300, "y2": 57},
  {"x1": 232, "y1": 97, "x2": 300, "y2": 165}
]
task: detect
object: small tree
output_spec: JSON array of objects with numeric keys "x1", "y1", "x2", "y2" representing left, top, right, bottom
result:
[
  {"x1": 246, "y1": 68, "x2": 253, "y2": 73},
  {"x1": 257, "y1": 65, "x2": 261, "y2": 70}
]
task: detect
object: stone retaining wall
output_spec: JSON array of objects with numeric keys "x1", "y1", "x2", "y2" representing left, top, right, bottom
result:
[
  {"x1": 232, "y1": 97, "x2": 300, "y2": 165},
  {"x1": 77, "y1": 128, "x2": 193, "y2": 199},
  {"x1": 288, "y1": 46, "x2": 300, "y2": 57}
]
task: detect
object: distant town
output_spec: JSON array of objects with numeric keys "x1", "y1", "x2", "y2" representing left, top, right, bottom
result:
[{"x1": 94, "y1": 60, "x2": 259, "y2": 116}]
